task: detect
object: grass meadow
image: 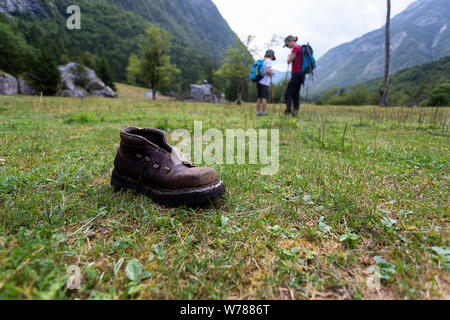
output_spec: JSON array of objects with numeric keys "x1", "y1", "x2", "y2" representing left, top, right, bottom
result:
[{"x1": 0, "y1": 84, "x2": 449, "y2": 300}]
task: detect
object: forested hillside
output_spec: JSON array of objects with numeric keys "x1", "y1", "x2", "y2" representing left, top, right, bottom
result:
[
  {"x1": 0, "y1": 0, "x2": 240, "y2": 93},
  {"x1": 109, "y1": 0, "x2": 236, "y2": 58}
]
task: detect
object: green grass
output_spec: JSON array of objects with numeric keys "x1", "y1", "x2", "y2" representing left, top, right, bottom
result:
[{"x1": 0, "y1": 93, "x2": 449, "y2": 300}]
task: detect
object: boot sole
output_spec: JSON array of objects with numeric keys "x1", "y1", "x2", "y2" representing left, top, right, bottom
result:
[{"x1": 110, "y1": 169, "x2": 225, "y2": 207}]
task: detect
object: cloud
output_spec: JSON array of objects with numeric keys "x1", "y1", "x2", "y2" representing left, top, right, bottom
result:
[{"x1": 212, "y1": 0, "x2": 417, "y2": 70}]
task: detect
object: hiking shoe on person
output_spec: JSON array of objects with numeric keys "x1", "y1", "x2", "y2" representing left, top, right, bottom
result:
[
  {"x1": 284, "y1": 110, "x2": 292, "y2": 116},
  {"x1": 257, "y1": 111, "x2": 262, "y2": 117},
  {"x1": 261, "y1": 112, "x2": 268, "y2": 117},
  {"x1": 111, "y1": 127, "x2": 225, "y2": 207}
]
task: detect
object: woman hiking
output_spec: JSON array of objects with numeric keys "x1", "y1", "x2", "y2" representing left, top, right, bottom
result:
[{"x1": 284, "y1": 35, "x2": 305, "y2": 116}]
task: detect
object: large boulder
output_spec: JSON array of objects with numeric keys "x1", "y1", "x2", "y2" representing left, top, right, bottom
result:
[
  {"x1": 91, "y1": 86, "x2": 116, "y2": 98},
  {"x1": 189, "y1": 84, "x2": 226, "y2": 103},
  {"x1": 57, "y1": 62, "x2": 117, "y2": 98},
  {"x1": 0, "y1": 72, "x2": 18, "y2": 95},
  {"x1": 18, "y1": 75, "x2": 38, "y2": 95},
  {"x1": 144, "y1": 90, "x2": 157, "y2": 99},
  {"x1": 59, "y1": 87, "x2": 89, "y2": 98},
  {"x1": 190, "y1": 84, "x2": 213, "y2": 102}
]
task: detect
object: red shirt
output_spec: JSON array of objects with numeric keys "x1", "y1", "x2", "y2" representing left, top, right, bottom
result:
[{"x1": 292, "y1": 45, "x2": 303, "y2": 74}]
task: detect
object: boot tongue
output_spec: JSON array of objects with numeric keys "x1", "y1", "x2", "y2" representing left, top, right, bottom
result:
[
  {"x1": 150, "y1": 128, "x2": 173, "y2": 152},
  {"x1": 122, "y1": 127, "x2": 172, "y2": 152}
]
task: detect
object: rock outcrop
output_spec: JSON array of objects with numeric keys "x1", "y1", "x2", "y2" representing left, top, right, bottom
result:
[
  {"x1": 58, "y1": 62, "x2": 117, "y2": 98},
  {"x1": 189, "y1": 84, "x2": 226, "y2": 103},
  {"x1": 0, "y1": 72, "x2": 18, "y2": 95},
  {"x1": 0, "y1": 0, "x2": 46, "y2": 15},
  {"x1": 0, "y1": 72, "x2": 39, "y2": 95},
  {"x1": 18, "y1": 75, "x2": 38, "y2": 95}
]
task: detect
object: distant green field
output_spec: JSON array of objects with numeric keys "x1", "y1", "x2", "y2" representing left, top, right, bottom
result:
[{"x1": 0, "y1": 91, "x2": 448, "y2": 300}]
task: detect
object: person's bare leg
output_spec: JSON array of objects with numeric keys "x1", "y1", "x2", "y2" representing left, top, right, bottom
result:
[
  {"x1": 262, "y1": 98, "x2": 267, "y2": 115},
  {"x1": 257, "y1": 98, "x2": 262, "y2": 116}
]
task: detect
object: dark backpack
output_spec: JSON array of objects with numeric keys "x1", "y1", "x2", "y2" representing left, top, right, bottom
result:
[{"x1": 301, "y1": 44, "x2": 316, "y2": 75}]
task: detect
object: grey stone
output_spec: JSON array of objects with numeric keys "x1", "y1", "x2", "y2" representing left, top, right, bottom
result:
[
  {"x1": 57, "y1": 62, "x2": 117, "y2": 98},
  {"x1": 18, "y1": 75, "x2": 38, "y2": 95},
  {"x1": 0, "y1": 72, "x2": 18, "y2": 95},
  {"x1": 190, "y1": 84, "x2": 213, "y2": 102},
  {"x1": 189, "y1": 84, "x2": 226, "y2": 103},
  {"x1": 91, "y1": 86, "x2": 116, "y2": 98},
  {"x1": 145, "y1": 91, "x2": 157, "y2": 99},
  {"x1": 58, "y1": 88, "x2": 89, "y2": 99}
]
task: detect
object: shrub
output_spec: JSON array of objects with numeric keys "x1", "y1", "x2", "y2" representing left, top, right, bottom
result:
[{"x1": 425, "y1": 82, "x2": 450, "y2": 106}]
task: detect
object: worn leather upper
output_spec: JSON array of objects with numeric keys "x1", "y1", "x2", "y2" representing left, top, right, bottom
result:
[{"x1": 114, "y1": 127, "x2": 219, "y2": 189}]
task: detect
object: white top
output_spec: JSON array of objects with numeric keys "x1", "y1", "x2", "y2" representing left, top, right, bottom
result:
[{"x1": 259, "y1": 58, "x2": 273, "y2": 86}]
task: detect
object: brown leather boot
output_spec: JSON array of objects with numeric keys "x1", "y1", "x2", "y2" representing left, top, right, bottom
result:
[{"x1": 111, "y1": 126, "x2": 225, "y2": 207}]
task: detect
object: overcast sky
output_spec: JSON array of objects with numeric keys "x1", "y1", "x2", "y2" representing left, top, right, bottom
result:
[{"x1": 212, "y1": 0, "x2": 418, "y2": 70}]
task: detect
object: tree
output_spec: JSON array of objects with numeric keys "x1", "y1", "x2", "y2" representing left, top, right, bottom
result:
[
  {"x1": 0, "y1": 21, "x2": 34, "y2": 75},
  {"x1": 96, "y1": 57, "x2": 116, "y2": 91},
  {"x1": 380, "y1": 0, "x2": 391, "y2": 106},
  {"x1": 126, "y1": 54, "x2": 141, "y2": 85},
  {"x1": 28, "y1": 48, "x2": 61, "y2": 95},
  {"x1": 426, "y1": 82, "x2": 450, "y2": 106},
  {"x1": 77, "y1": 51, "x2": 97, "y2": 70},
  {"x1": 215, "y1": 36, "x2": 253, "y2": 104},
  {"x1": 127, "y1": 26, "x2": 180, "y2": 100}
]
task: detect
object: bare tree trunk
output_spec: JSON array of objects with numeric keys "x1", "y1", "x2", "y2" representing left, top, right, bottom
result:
[
  {"x1": 380, "y1": 0, "x2": 391, "y2": 106},
  {"x1": 152, "y1": 82, "x2": 157, "y2": 100},
  {"x1": 236, "y1": 82, "x2": 243, "y2": 105}
]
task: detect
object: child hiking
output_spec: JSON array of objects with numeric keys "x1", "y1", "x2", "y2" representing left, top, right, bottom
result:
[{"x1": 255, "y1": 49, "x2": 276, "y2": 117}]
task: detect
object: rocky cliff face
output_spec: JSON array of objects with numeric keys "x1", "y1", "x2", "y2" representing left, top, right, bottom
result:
[
  {"x1": 312, "y1": 0, "x2": 450, "y2": 94},
  {"x1": 0, "y1": 0, "x2": 46, "y2": 15}
]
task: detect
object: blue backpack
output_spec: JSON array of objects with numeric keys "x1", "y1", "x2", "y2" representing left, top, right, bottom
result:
[
  {"x1": 301, "y1": 44, "x2": 316, "y2": 75},
  {"x1": 251, "y1": 59, "x2": 265, "y2": 82}
]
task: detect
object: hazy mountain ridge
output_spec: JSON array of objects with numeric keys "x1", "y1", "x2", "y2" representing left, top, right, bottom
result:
[{"x1": 312, "y1": 0, "x2": 450, "y2": 94}]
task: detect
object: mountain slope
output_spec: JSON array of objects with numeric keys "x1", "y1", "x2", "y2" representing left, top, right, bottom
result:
[
  {"x1": 312, "y1": 0, "x2": 450, "y2": 94},
  {"x1": 107, "y1": 0, "x2": 236, "y2": 59},
  {"x1": 0, "y1": 0, "x2": 240, "y2": 91},
  {"x1": 315, "y1": 55, "x2": 450, "y2": 106},
  {"x1": 0, "y1": 0, "x2": 237, "y2": 59},
  {"x1": 365, "y1": 54, "x2": 450, "y2": 106}
]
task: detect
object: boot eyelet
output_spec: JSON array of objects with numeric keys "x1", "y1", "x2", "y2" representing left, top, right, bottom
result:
[
  {"x1": 164, "y1": 167, "x2": 171, "y2": 173},
  {"x1": 145, "y1": 156, "x2": 151, "y2": 162},
  {"x1": 153, "y1": 164, "x2": 160, "y2": 169},
  {"x1": 136, "y1": 154, "x2": 143, "y2": 159}
]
